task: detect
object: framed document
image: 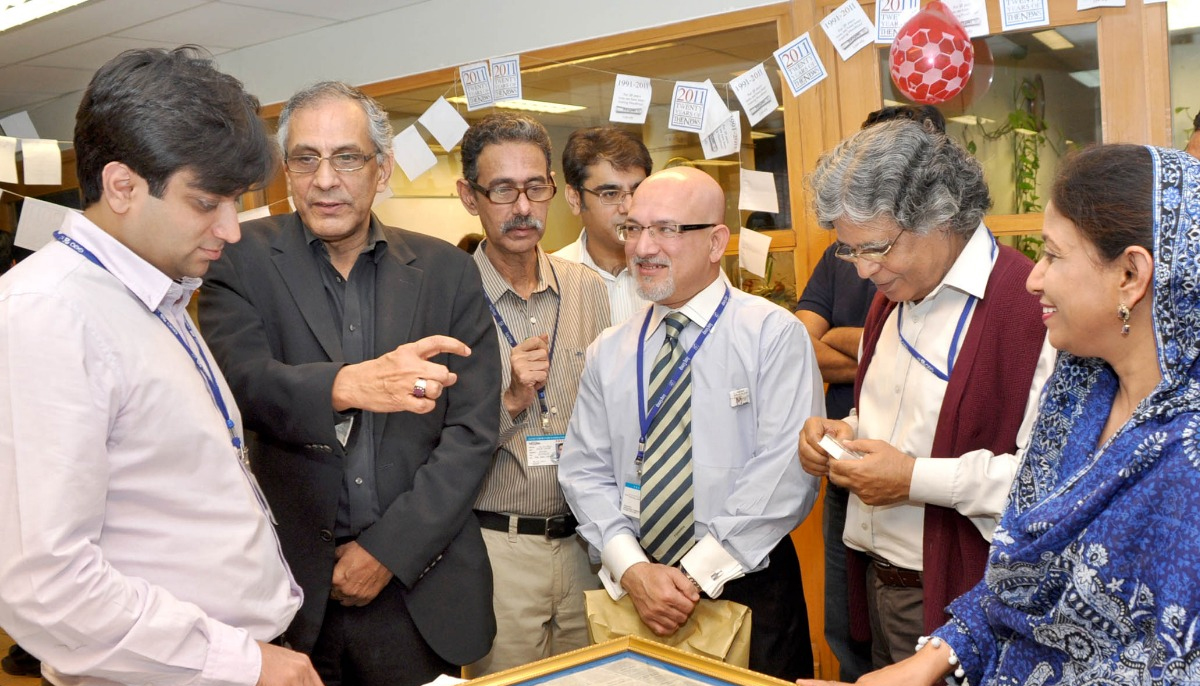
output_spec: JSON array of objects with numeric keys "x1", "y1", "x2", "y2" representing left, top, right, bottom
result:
[{"x1": 467, "y1": 636, "x2": 790, "y2": 686}]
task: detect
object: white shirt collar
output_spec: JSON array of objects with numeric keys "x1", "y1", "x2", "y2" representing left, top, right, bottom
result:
[{"x1": 923, "y1": 222, "x2": 997, "y2": 302}]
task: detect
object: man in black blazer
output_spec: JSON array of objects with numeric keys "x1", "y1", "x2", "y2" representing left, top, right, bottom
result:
[{"x1": 199, "y1": 82, "x2": 500, "y2": 686}]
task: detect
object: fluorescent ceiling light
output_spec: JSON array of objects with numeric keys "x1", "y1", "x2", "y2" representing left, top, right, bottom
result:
[
  {"x1": 0, "y1": 0, "x2": 89, "y2": 33},
  {"x1": 690, "y1": 159, "x2": 740, "y2": 167},
  {"x1": 1069, "y1": 69, "x2": 1101, "y2": 88},
  {"x1": 947, "y1": 115, "x2": 995, "y2": 126},
  {"x1": 446, "y1": 96, "x2": 584, "y2": 114},
  {"x1": 750, "y1": 131, "x2": 775, "y2": 140},
  {"x1": 882, "y1": 99, "x2": 905, "y2": 107},
  {"x1": 1169, "y1": 0, "x2": 1200, "y2": 31},
  {"x1": 1032, "y1": 30, "x2": 1074, "y2": 50},
  {"x1": 522, "y1": 43, "x2": 676, "y2": 74}
]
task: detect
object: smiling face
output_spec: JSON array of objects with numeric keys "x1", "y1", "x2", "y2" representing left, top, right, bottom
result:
[
  {"x1": 283, "y1": 97, "x2": 390, "y2": 247},
  {"x1": 567, "y1": 159, "x2": 646, "y2": 258},
  {"x1": 457, "y1": 141, "x2": 552, "y2": 258},
  {"x1": 833, "y1": 216, "x2": 966, "y2": 303}
]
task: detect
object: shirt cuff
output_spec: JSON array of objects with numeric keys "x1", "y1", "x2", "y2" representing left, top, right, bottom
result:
[
  {"x1": 679, "y1": 534, "x2": 745, "y2": 599},
  {"x1": 909, "y1": 456, "x2": 957, "y2": 508},
  {"x1": 600, "y1": 533, "x2": 649, "y2": 600},
  {"x1": 199, "y1": 618, "x2": 261, "y2": 686}
]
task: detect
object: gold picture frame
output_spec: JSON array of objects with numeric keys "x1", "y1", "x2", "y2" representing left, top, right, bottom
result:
[{"x1": 466, "y1": 636, "x2": 791, "y2": 686}]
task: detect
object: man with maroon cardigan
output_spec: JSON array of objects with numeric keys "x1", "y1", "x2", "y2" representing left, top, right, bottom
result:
[{"x1": 798, "y1": 120, "x2": 1056, "y2": 668}]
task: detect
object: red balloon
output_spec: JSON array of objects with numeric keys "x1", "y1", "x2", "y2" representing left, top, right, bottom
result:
[{"x1": 888, "y1": 1, "x2": 975, "y2": 105}]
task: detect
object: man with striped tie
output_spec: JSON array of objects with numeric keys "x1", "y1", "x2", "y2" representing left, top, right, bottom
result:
[{"x1": 559, "y1": 166, "x2": 825, "y2": 680}]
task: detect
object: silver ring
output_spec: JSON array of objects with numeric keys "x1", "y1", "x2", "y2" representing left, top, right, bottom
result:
[{"x1": 413, "y1": 378, "x2": 428, "y2": 398}]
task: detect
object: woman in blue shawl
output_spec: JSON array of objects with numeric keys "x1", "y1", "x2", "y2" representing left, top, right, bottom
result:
[{"x1": 802, "y1": 144, "x2": 1200, "y2": 685}]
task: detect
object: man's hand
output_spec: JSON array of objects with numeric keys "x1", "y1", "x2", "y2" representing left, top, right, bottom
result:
[
  {"x1": 331, "y1": 335, "x2": 470, "y2": 414},
  {"x1": 619, "y1": 562, "x2": 700, "y2": 636},
  {"x1": 329, "y1": 541, "x2": 393, "y2": 607},
  {"x1": 798, "y1": 418, "x2": 854, "y2": 477},
  {"x1": 827, "y1": 438, "x2": 916, "y2": 506},
  {"x1": 502, "y1": 334, "x2": 549, "y2": 418},
  {"x1": 256, "y1": 642, "x2": 322, "y2": 686}
]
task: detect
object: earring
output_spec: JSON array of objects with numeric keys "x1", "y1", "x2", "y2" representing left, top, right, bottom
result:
[{"x1": 1118, "y1": 302, "x2": 1131, "y2": 336}]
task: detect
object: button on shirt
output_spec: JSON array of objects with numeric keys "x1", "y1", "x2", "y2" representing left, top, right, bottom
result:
[
  {"x1": 0, "y1": 211, "x2": 301, "y2": 686},
  {"x1": 473, "y1": 244, "x2": 610, "y2": 516},
  {"x1": 843, "y1": 225, "x2": 1056, "y2": 571},
  {"x1": 553, "y1": 230, "x2": 648, "y2": 324}
]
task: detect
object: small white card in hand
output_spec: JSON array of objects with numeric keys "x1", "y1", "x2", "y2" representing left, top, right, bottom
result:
[
  {"x1": 610, "y1": 74, "x2": 652, "y2": 124},
  {"x1": 820, "y1": 434, "x2": 863, "y2": 460}
]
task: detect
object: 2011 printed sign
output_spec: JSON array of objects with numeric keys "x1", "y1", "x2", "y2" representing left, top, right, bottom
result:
[
  {"x1": 459, "y1": 61, "x2": 494, "y2": 111},
  {"x1": 668, "y1": 81, "x2": 708, "y2": 133},
  {"x1": 773, "y1": 33, "x2": 828, "y2": 98}
]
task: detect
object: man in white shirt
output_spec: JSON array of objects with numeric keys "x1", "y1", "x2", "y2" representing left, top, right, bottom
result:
[
  {"x1": 560, "y1": 167, "x2": 824, "y2": 680},
  {"x1": 553, "y1": 127, "x2": 652, "y2": 324},
  {"x1": 0, "y1": 47, "x2": 316, "y2": 686}
]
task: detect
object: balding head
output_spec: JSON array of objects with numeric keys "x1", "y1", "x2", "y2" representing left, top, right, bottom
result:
[{"x1": 624, "y1": 167, "x2": 729, "y2": 309}]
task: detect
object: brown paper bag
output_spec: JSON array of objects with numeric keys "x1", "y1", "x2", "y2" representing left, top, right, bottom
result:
[{"x1": 584, "y1": 589, "x2": 752, "y2": 667}]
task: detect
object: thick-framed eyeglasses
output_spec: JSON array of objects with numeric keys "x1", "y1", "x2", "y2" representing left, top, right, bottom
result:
[
  {"x1": 616, "y1": 222, "x2": 716, "y2": 242},
  {"x1": 285, "y1": 152, "x2": 378, "y2": 174},
  {"x1": 468, "y1": 180, "x2": 557, "y2": 204},
  {"x1": 579, "y1": 186, "x2": 635, "y2": 206},
  {"x1": 833, "y1": 228, "x2": 905, "y2": 263}
]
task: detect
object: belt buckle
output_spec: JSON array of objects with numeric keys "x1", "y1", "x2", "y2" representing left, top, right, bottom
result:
[{"x1": 544, "y1": 514, "x2": 571, "y2": 539}]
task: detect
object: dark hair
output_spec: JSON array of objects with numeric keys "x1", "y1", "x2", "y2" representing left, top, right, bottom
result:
[
  {"x1": 1193, "y1": 110, "x2": 1200, "y2": 132},
  {"x1": 456, "y1": 232, "x2": 484, "y2": 253},
  {"x1": 459, "y1": 112, "x2": 551, "y2": 183},
  {"x1": 74, "y1": 46, "x2": 276, "y2": 207},
  {"x1": 862, "y1": 105, "x2": 946, "y2": 134},
  {"x1": 1051, "y1": 144, "x2": 1153, "y2": 261},
  {"x1": 561, "y1": 127, "x2": 651, "y2": 188},
  {"x1": 0, "y1": 230, "x2": 12, "y2": 276}
]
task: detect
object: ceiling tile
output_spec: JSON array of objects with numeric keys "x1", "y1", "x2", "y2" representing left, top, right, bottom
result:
[
  {"x1": 0, "y1": 92, "x2": 60, "y2": 115},
  {"x1": 25, "y1": 36, "x2": 183, "y2": 70},
  {"x1": 222, "y1": 0, "x2": 429, "y2": 22},
  {"x1": 115, "y1": 3, "x2": 335, "y2": 50},
  {"x1": 0, "y1": 65, "x2": 93, "y2": 94}
]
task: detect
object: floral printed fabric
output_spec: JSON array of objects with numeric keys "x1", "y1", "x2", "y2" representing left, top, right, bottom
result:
[{"x1": 932, "y1": 146, "x2": 1200, "y2": 686}]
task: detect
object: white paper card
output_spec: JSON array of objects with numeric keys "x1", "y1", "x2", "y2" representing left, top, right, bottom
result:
[
  {"x1": 729, "y1": 64, "x2": 779, "y2": 127},
  {"x1": 700, "y1": 113, "x2": 740, "y2": 159},
  {"x1": 372, "y1": 184, "x2": 394, "y2": 208},
  {"x1": 489, "y1": 55, "x2": 522, "y2": 102},
  {"x1": 738, "y1": 168, "x2": 779, "y2": 214},
  {"x1": 821, "y1": 0, "x2": 877, "y2": 61},
  {"x1": 15, "y1": 197, "x2": 67, "y2": 251},
  {"x1": 418, "y1": 96, "x2": 469, "y2": 152},
  {"x1": 738, "y1": 227, "x2": 772, "y2": 278},
  {"x1": 1144, "y1": 0, "x2": 1166, "y2": 4},
  {"x1": 698, "y1": 80, "x2": 732, "y2": 138},
  {"x1": 943, "y1": 0, "x2": 991, "y2": 38},
  {"x1": 0, "y1": 137, "x2": 17, "y2": 184},
  {"x1": 237, "y1": 205, "x2": 271, "y2": 223},
  {"x1": 609, "y1": 74, "x2": 652, "y2": 124},
  {"x1": 0, "y1": 111, "x2": 38, "y2": 141},
  {"x1": 620, "y1": 482, "x2": 641, "y2": 518},
  {"x1": 1000, "y1": 0, "x2": 1050, "y2": 31},
  {"x1": 526, "y1": 434, "x2": 565, "y2": 467},
  {"x1": 459, "y1": 61, "x2": 494, "y2": 111},
  {"x1": 392, "y1": 125, "x2": 437, "y2": 182},
  {"x1": 774, "y1": 33, "x2": 828, "y2": 97},
  {"x1": 1078, "y1": 0, "x2": 1124, "y2": 7},
  {"x1": 668, "y1": 80, "x2": 710, "y2": 133},
  {"x1": 876, "y1": 0, "x2": 921, "y2": 43},
  {"x1": 20, "y1": 139, "x2": 61, "y2": 186}
]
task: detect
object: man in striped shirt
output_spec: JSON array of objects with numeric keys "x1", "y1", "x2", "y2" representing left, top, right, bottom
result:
[{"x1": 456, "y1": 113, "x2": 611, "y2": 675}]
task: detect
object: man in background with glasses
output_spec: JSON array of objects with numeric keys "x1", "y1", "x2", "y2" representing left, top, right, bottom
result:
[
  {"x1": 798, "y1": 120, "x2": 1054, "y2": 669},
  {"x1": 200, "y1": 81, "x2": 501, "y2": 686},
  {"x1": 455, "y1": 112, "x2": 610, "y2": 676},
  {"x1": 553, "y1": 126, "x2": 652, "y2": 323},
  {"x1": 559, "y1": 166, "x2": 824, "y2": 680}
]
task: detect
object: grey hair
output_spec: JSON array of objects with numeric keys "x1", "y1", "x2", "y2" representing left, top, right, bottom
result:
[
  {"x1": 459, "y1": 112, "x2": 552, "y2": 183},
  {"x1": 275, "y1": 81, "x2": 393, "y2": 157},
  {"x1": 809, "y1": 119, "x2": 991, "y2": 236}
]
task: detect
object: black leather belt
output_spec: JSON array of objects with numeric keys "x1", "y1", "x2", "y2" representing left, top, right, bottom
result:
[
  {"x1": 869, "y1": 556, "x2": 923, "y2": 588},
  {"x1": 474, "y1": 510, "x2": 578, "y2": 539}
]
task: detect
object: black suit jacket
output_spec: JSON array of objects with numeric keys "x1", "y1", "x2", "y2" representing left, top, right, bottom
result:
[{"x1": 198, "y1": 213, "x2": 499, "y2": 664}]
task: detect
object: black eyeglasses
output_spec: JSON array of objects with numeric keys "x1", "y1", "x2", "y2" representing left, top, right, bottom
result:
[
  {"x1": 468, "y1": 180, "x2": 557, "y2": 204},
  {"x1": 285, "y1": 152, "x2": 378, "y2": 174},
  {"x1": 579, "y1": 186, "x2": 635, "y2": 206},
  {"x1": 616, "y1": 222, "x2": 716, "y2": 242},
  {"x1": 833, "y1": 229, "x2": 905, "y2": 263}
]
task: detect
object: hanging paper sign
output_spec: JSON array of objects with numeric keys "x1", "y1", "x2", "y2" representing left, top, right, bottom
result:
[
  {"x1": 668, "y1": 81, "x2": 709, "y2": 133},
  {"x1": 20, "y1": 139, "x2": 62, "y2": 186},
  {"x1": 876, "y1": 0, "x2": 921, "y2": 43},
  {"x1": 943, "y1": 0, "x2": 991, "y2": 38},
  {"x1": 418, "y1": 96, "x2": 469, "y2": 152},
  {"x1": 698, "y1": 79, "x2": 732, "y2": 138},
  {"x1": 1077, "y1": 0, "x2": 1124, "y2": 7},
  {"x1": 392, "y1": 125, "x2": 437, "y2": 182},
  {"x1": 700, "y1": 112, "x2": 740, "y2": 159},
  {"x1": 489, "y1": 55, "x2": 522, "y2": 102},
  {"x1": 999, "y1": 0, "x2": 1050, "y2": 31},
  {"x1": 238, "y1": 205, "x2": 271, "y2": 223},
  {"x1": 738, "y1": 169, "x2": 780, "y2": 214},
  {"x1": 610, "y1": 74, "x2": 652, "y2": 124},
  {"x1": 774, "y1": 33, "x2": 828, "y2": 97},
  {"x1": 738, "y1": 227, "x2": 773, "y2": 278},
  {"x1": 459, "y1": 61, "x2": 494, "y2": 111},
  {"x1": 0, "y1": 137, "x2": 16, "y2": 184},
  {"x1": 15, "y1": 197, "x2": 68, "y2": 251},
  {"x1": 730, "y1": 64, "x2": 779, "y2": 127},
  {"x1": 820, "y1": 0, "x2": 877, "y2": 61}
]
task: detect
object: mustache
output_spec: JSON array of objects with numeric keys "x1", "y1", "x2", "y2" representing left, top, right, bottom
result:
[
  {"x1": 500, "y1": 215, "x2": 544, "y2": 234},
  {"x1": 629, "y1": 255, "x2": 670, "y2": 268}
]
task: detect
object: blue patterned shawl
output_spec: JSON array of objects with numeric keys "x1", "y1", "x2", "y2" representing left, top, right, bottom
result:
[{"x1": 933, "y1": 147, "x2": 1200, "y2": 685}]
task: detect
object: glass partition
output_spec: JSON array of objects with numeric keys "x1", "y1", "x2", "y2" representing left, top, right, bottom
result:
[{"x1": 1169, "y1": 0, "x2": 1200, "y2": 151}]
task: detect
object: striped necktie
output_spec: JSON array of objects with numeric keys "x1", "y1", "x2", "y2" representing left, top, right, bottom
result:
[{"x1": 639, "y1": 311, "x2": 695, "y2": 566}]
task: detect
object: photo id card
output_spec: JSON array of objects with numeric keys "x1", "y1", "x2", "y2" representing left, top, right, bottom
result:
[
  {"x1": 527, "y1": 434, "x2": 566, "y2": 467},
  {"x1": 621, "y1": 481, "x2": 642, "y2": 518}
]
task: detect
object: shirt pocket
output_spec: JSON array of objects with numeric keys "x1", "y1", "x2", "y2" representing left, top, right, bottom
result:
[{"x1": 690, "y1": 373, "x2": 754, "y2": 470}]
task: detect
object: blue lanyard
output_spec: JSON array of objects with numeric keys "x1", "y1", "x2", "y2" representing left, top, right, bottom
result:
[
  {"x1": 54, "y1": 231, "x2": 245, "y2": 458},
  {"x1": 483, "y1": 259, "x2": 561, "y2": 431},
  {"x1": 895, "y1": 232, "x2": 997, "y2": 383},
  {"x1": 635, "y1": 286, "x2": 730, "y2": 473}
]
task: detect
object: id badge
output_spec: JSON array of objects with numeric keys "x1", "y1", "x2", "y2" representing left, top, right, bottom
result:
[
  {"x1": 526, "y1": 434, "x2": 566, "y2": 467},
  {"x1": 621, "y1": 481, "x2": 642, "y2": 518}
]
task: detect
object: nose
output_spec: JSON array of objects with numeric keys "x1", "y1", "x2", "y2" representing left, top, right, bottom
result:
[
  {"x1": 617, "y1": 192, "x2": 634, "y2": 212},
  {"x1": 512, "y1": 189, "x2": 533, "y2": 215},
  {"x1": 214, "y1": 200, "x2": 242, "y2": 244},
  {"x1": 854, "y1": 259, "x2": 881, "y2": 279},
  {"x1": 1026, "y1": 256, "x2": 1046, "y2": 295},
  {"x1": 312, "y1": 157, "x2": 340, "y2": 189}
]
